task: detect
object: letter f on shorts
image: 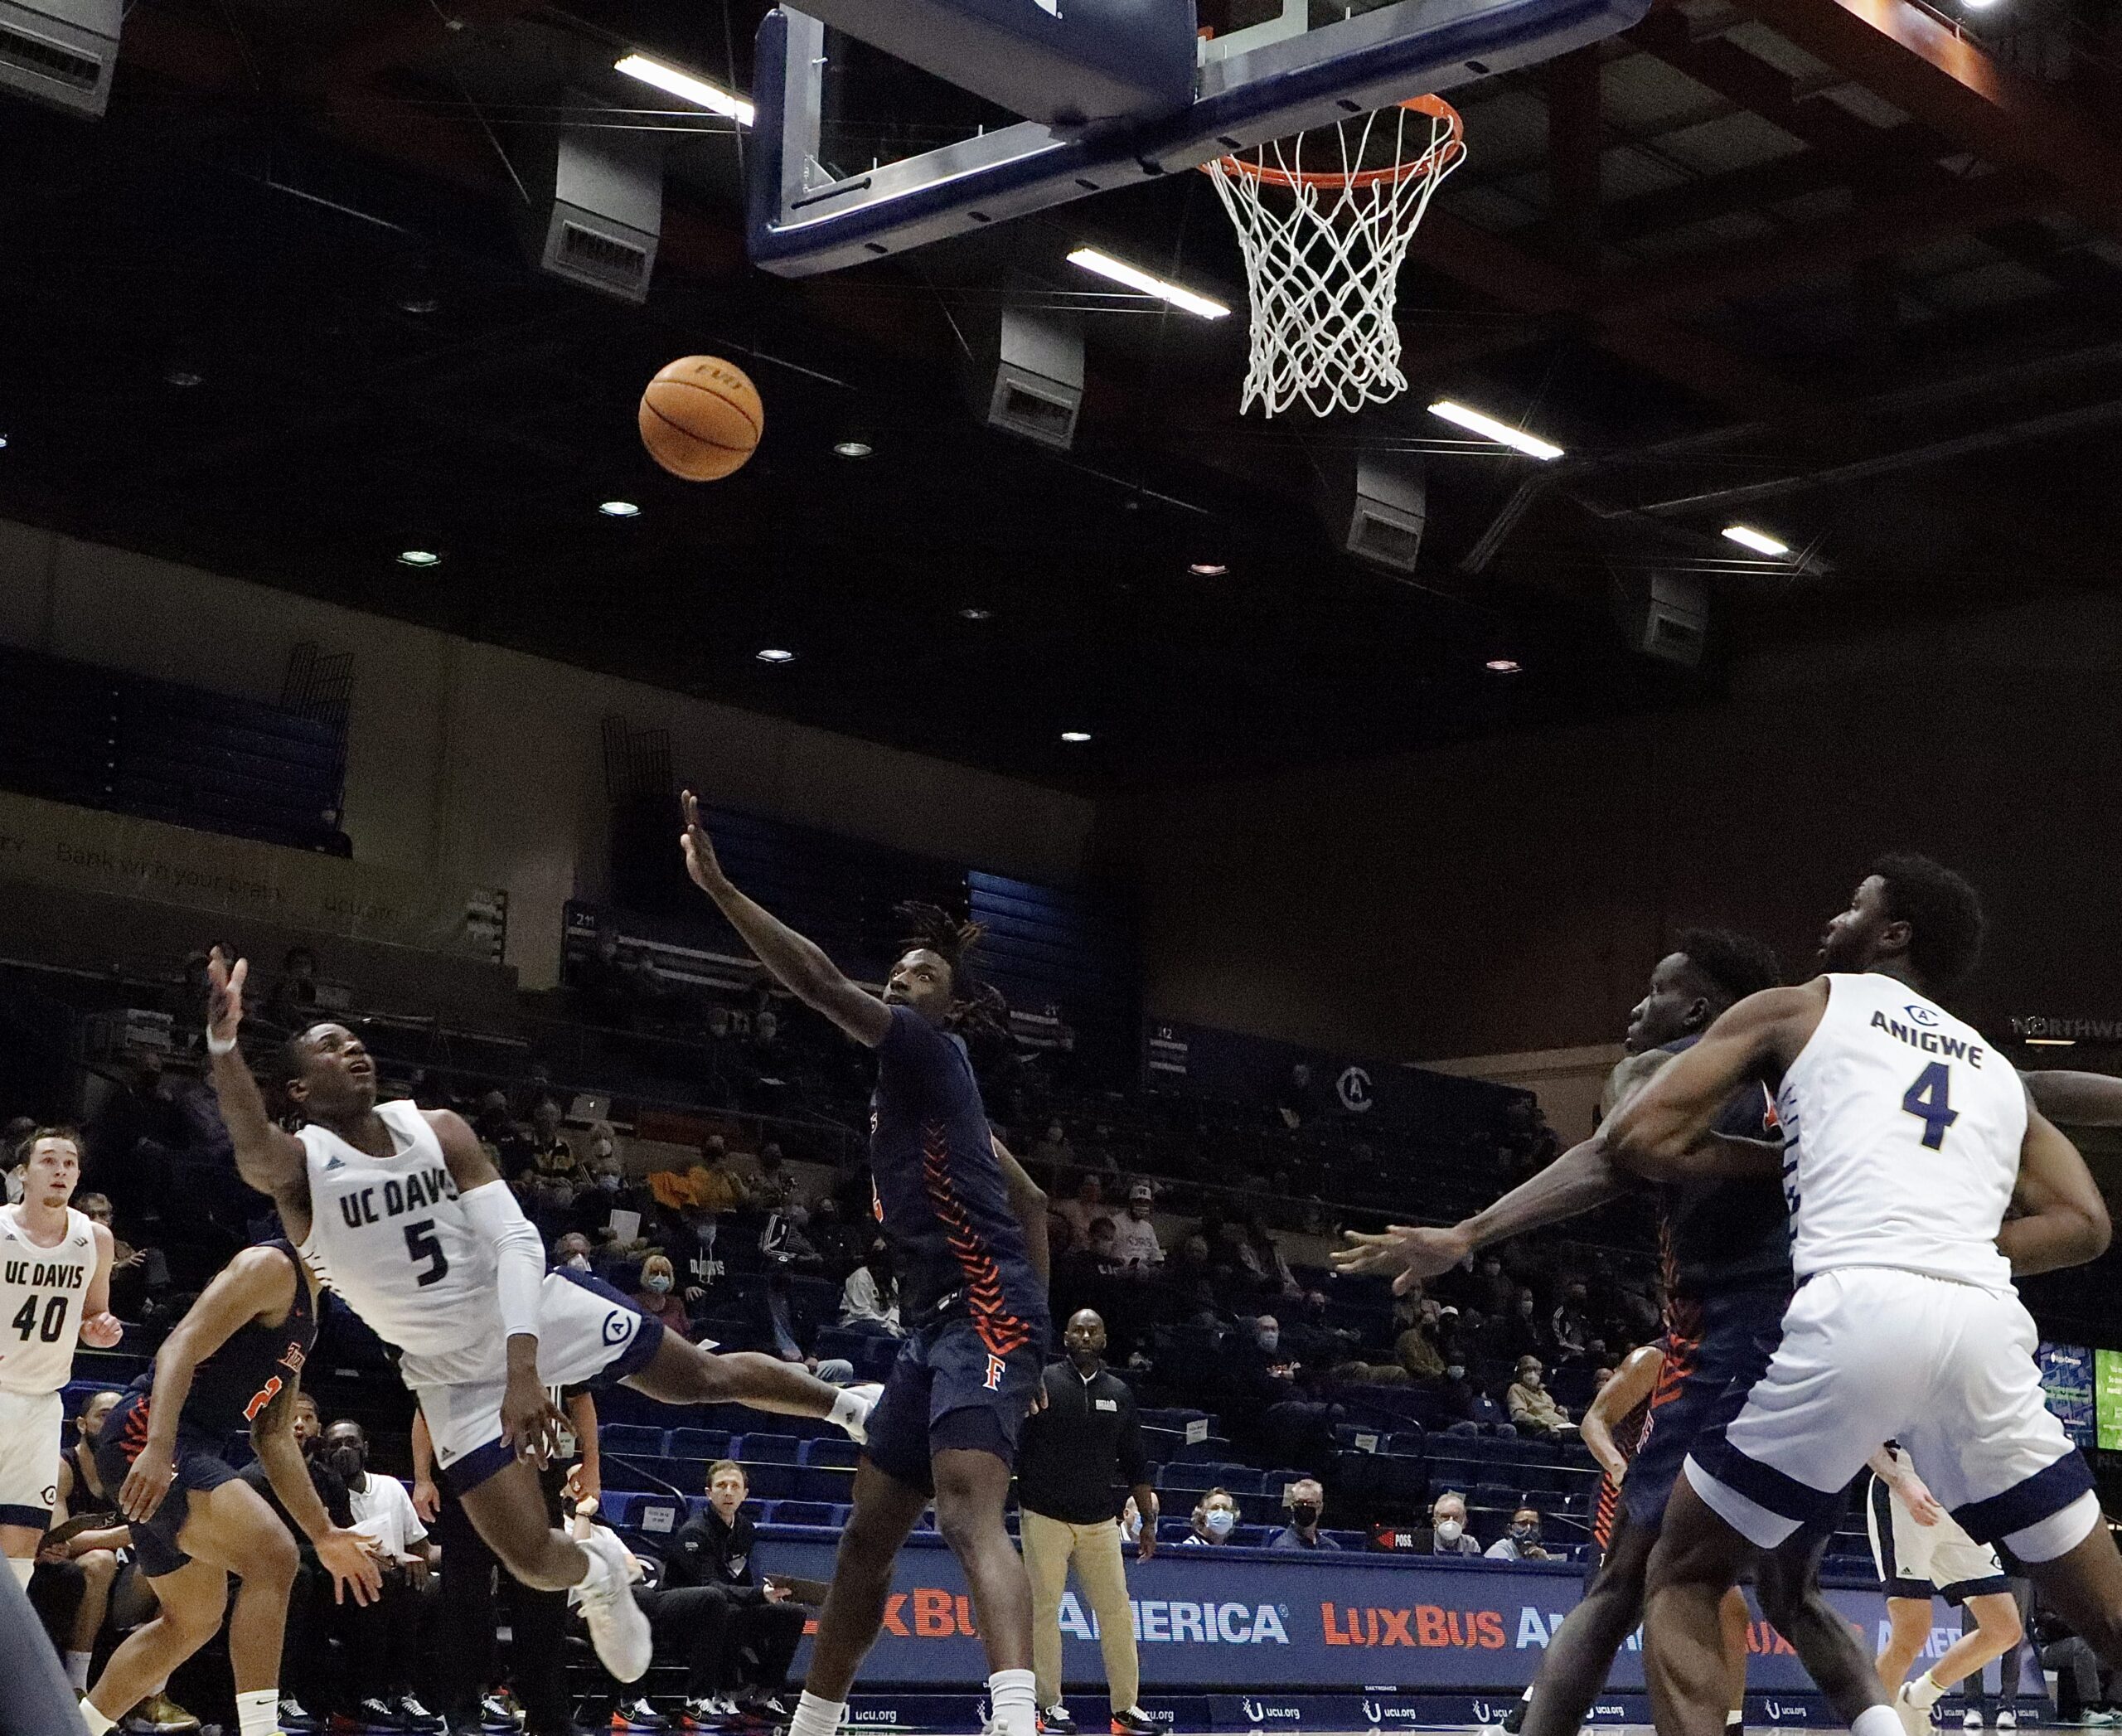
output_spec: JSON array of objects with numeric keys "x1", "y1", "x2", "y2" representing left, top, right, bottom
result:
[{"x1": 985, "y1": 1355, "x2": 1006, "y2": 1392}]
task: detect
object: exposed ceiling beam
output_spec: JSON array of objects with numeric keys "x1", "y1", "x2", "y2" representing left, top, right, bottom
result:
[
  {"x1": 1727, "y1": 0, "x2": 2122, "y2": 242},
  {"x1": 308, "y1": 0, "x2": 548, "y2": 95}
]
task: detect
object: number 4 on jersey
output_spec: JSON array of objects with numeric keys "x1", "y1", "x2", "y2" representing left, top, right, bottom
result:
[{"x1": 1902, "y1": 1061, "x2": 1959, "y2": 1151}]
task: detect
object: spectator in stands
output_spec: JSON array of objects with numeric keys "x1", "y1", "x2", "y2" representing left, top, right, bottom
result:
[
  {"x1": 645, "y1": 1461, "x2": 807, "y2": 1726},
  {"x1": 633, "y1": 1253, "x2": 692, "y2": 1335},
  {"x1": 1506, "y1": 1355, "x2": 1576, "y2": 1438},
  {"x1": 688, "y1": 1136, "x2": 753, "y2": 1214},
  {"x1": 838, "y1": 1240, "x2": 902, "y2": 1335},
  {"x1": 1471, "y1": 1254, "x2": 1514, "y2": 1319},
  {"x1": 1056, "y1": 1172, "x2": 1112, "y2": 1244},
  {"x1": 1437, "y1": 1362, "x2": 1516, "y2": 1437},
  {"x1": 526, "y1": 1097, "x2": 582, "y2": 1185},
  {"x1": 76, "y1": 1190, "x2": 164, "y2": 1317},
  {"x1": 265, "y1": 945, "x2": 322, "y2": 1029},
  {"x1": 1181, "y1": 1490, "x2": 1240, "y2": 1547},
  {"x1": 1485, "y1": 1506, "x2": 1553, "y2": 1562},
  {"x1": 1504, "y1": 1286, "x2": 1548, "y2": 1361},
  {"x1": 323, "y1": 1421, "x2": 441, "y2": 1732},
  {"x1": 552, "y1": 1229, "x2": 597, "y2": 1275},
  {"x1": 1393, "y1": 1296, "x2": 1448, "y2": 1383},
  {"x1": 807, "y1": 1194, "x2": 866, "y2": 1275},
  {"x1": 1238, "y1": 1214, "x2": 1302, "y2": 1299},
  {"x1": 1268, "y1": 1479, "x2": 1339, "y2": 1552},
  {"x1": 1273, "y1": 1062, "x2": 1318, "y2": 1128},
  {"x1": 751, "y1": 1142, "x2": 797, "y2": 1211},
  {"x1": 38, "y1": 1389, "x2": 128, "y2": 1700},
  {"x1": 1415, "y1": 1491, "x2": 1482, "y2": 1557},
  {"x1": 1032, "y1": 1122, "x2": 1075, "y2": 1171},
  {"x1": 1080, "y1": 1216, "x2": 1126, "y2": 1277},
  {"x1": 2033, "y1": 1598, "x2": 2122, "y2": 1724},
  {"x1": 1107, "y1": 1183, "x2": 1164, "y2": 1274},
  {"x1": 1550, "y1": 1281, "x2": 1594, "y2": 1361}
]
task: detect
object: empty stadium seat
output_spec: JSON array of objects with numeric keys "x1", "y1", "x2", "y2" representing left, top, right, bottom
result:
[
  {"x1": 734, "y1": 1433, "x2": 800, "y2": 1463},
  {"x1": 801, "y1": 1437, "x2": 860, "y2": 1469},
  {"x1": 769, "y1": 1501, "x2": 836, "y2": 1528},
  {"x1": 670, "y1": 1428, "x2": 732, "y2": 1461},
  {"x1": 601, "y1": 1424, "x2": 669, "y2": 1458},
  {"x1": 796, "y1": 1466, "x2": 855, "y2": 1502}
]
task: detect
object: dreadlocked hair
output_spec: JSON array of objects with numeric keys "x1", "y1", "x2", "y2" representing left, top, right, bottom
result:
[
  {"x1": 894, "y1": 901, "x2": 985, "y2": 975},
  {"x1": 895, "y1": 900, "x2": 1014, "y2": 1065},
  {"x1": 1673, "y1": 928, "x2": 1784, "y2": 1011}
]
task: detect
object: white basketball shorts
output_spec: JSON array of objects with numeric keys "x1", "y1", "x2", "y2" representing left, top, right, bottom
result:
[
  {"x1": 0, "y1": 1387, "x2": 64, "y2": 1531},
  {"x1": 1685, "y1": 1266, "x2": 2097, "y2": 1564},
  {"x1": 409, "y1": 1270, "x2": 661, "y2": 1491},
  {"x1": 1868, "y1": 1472, "x2": 2011, "y2": 1603}
]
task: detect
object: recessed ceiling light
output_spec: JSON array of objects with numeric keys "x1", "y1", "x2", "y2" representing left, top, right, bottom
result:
[
  {"x1": 397, "y1": 295, "x2": 439, "y2": 315},
  {"x1": 1188, "y1": 562, "x2": 1228, "y2": 576},
  {"x1": 598, "y1": 500, "x2": 641, "y2": 517},
  {"x1": 0, "y1": 434, "x2": 10, "y2": 450},
  {"x1": 164, "y1": 368, "x2": 203, "y2": 389},
  {"x1": 615, "y1": 52, "x2": 754, "y2": 126},
  {"x1": 1427, "y1": 400, "x2": 1563, "y2": 461},
  {"x1": 395, "y1": 549, "x2": 441, "y2": 568},
  {"x1": 1485, "y1": 657, "x2": 1522, "y2": 673},
  {"x1": 833, "y1": 440, "x2": 874, "y2": 459},
  {"x1": 754, "y1": 647, "x2": 796, "y2": 664},
  {"x1": 1060, "y1": 730, "x2": 1092, "y2": 744},
  {"x1": 1066, "y1": 247, "x2": 1230, "y2": 320},
  {"x1": 1722, "y1": 524, "x2": 1791, "y2": 557},
  {"x1": 2024, "y1": 1036, "x2": 2076, "y2": 1046},
  {"x1": 959, "y1": 607, "x2": 992, "y2": 621}
]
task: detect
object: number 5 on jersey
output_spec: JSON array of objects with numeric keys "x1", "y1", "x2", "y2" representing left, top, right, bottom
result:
[
  {"x1": 1903, "y1": 1062, "x2": 1959, "y2": 1151},
  {"x1": 405, "y1": 1220, "x2": 450, "y2": 1287}
]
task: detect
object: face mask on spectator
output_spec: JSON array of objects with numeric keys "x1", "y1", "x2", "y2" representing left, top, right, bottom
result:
[
  {"x1": 329, "y1": 1441, "x2": 365, "y2": 1481},
  {"x1": 1446, "y1": 1365, "x2": 1466, "y2": 1383},
  {"x1": 564, "y1": 1252, "x2": 591, "y2": 1272},
  {"x1": 645, "y1": 1274, "x2": 672, "y2": 1294},
  {"x1": 1204, "y1": 1508, "x2": 1236, "y2": 1538},
  {"x1": 1289, "y1": 1501, "x2": 1320, "y2": 1530},
  {"x1": 598, "y1": 1173, "x2": 620, "y2": 1193},
  {"x1": 1511, "y1": 1520, "x2": 1540, "y2": 1544},
  {"x1": 1435, "y1": 1517, "x2": 1463, "y2": 1544}
]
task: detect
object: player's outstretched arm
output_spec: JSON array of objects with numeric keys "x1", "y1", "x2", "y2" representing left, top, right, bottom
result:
[
  {"x1": 2023, "y1": 1070, "x2": 2122, "y2": 1128},
  {"x1": 1604, "y1": 984, "x2": 1821, "y2": 1183},
  {"x1": 203, "y1": 948, "x2": 312, "y2": 1222},
  {"x1": 992, "y1": 1136, "x2": 1049, "y2": 1285},
  {"x1": 254, "y1": 1368, "x2": 383, "y2": 1607},
  {"x1": 677, "y1": 790, "x2": 891, "y2": 1049},
  {"x1": 1583, "y1": 1343, "x2": 1662, "y2": 1481},
  {"x1": 1999, "y1": 1100, "x2": 2110, "y2": 1276},
  {"x1": 430, "y1": 1109, "x2": 567, "y2": 1463}
]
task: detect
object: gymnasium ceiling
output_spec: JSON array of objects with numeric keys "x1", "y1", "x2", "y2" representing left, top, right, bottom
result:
[{"x1": 2, "y1": 0, "x2": 2122, "y2": 788}]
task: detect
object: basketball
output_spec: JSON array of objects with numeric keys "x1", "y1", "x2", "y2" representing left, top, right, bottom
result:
[{"x1": 637, "y1": 355, "x2": 763, "y2": 481}]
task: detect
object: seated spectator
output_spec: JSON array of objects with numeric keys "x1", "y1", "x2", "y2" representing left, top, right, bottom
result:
[
  {"x1": 688, "y1": 1136, "x2": 753, "y2": 1215},
  {"x1": 1549, "y1": 1281, "x2": 1593, "y2": 1361},
  {"x1": 1056, "y1": 1172, "x2": 1112, "y2": 1244},
  {"x1": 641, "y1": 1461, "x2": 808, "y2": 1725},
  {"x1": 1234, "y1": 1316, "x2": 1299, "y2": 1403},
  {"x1": 633, "y1": 1254, "x2": 692, "y2": 1334},
  {"x1": 553, "y1": 1229, "x2": 598, "y2": 1275},
  {"x1": 807, "y1": 1195, "x2": 866, "y2": 1274},
  {"x1": 1107, "y1": 1183, "x2": 1164, "y2": 1274},
  {"x1": 1503, "y1": 1286, "x2": 1547, "y2": 1361},
  {"x1": 750, "y1": 1142, "x2": 797, "y2": 1212},
  {"x1": 1507, "y1": 1355, "x2": 1576, "y2": 1438},
  {"x1": 36, "y1": 1390, "x2": 128, "y2": 1696},
  {"x1": 1412, "y1": 1491, "x2": 1482, "y2": 1556},
  {"x1": 264, "y1": 945, "x2": 322, "y2": 1029},
  {"x1": 323, "y1": 1421, "x2": 441, "y2": 1733},
  {"x1": 239, "y1": 1392, "x2": 352, "y2": 1733},
  {"x1": 526, "y1": 1097, "x2": 582, "y2": 1185},
  {"x1": 1267, "y1": 1479, "x2": 1339, "y2": 1552},
  {"x1": 1237, "y1": 1214, "x2": 1301, "y2": 1299},
  {"x1": 1393, "y1": 1296, "x2": 1447, "y2": 1383},
  {"x1": 839, "y1": 1242, "x2": 902, "y2": 1335},
  {"x1": 1485, "y1": 1506, "x2": 1554, "y2": 1562},
  {"x1": 1031, "y1": 1122, "x2": 1075, "y2": 1171},
  {"x1": 1471, "y1": 1254, "x2": 1515, "y2": 1319},
  {"x1": 1180, "y1": 1489, "x2": 1239, "y2": 1547},
  {"x1": 1081, "y1": 1216, "x2": 1125, "y2": 1276},
  {"x1": 75, "y1": 1190, "x2": 167, "y2": 1318}
]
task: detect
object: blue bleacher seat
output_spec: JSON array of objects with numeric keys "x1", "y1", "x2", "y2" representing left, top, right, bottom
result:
[
  {"x1": 670, "y1": 1428, "x2": 731, "y2": 1461},
  {"x1": 735, "y1": 1433, "x2": 800, "y2": 1463},
  {"x1": 743, "y1": 1463, "x2": 797, "y2": 1501},
  {"x1": 1229, "y1": 1526, "x2": 1272, "y2": 1548},
  {"x1": 771, "y1": 1501, "x2": 837, "y2": 1528},
  {"x1": 601, "y1": 1424, "x2": 669, "y2": 1458},
  {"x1": 802, "y1": 1437, "x2": 860, "y2": 1469},
  {"x1": 796, "y1": 1465, "x2": 855, "y2": 1502}
]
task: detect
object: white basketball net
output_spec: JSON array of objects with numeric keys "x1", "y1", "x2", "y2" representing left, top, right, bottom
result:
[{"x1": 1205, "y1": 99, "x2": 1465, "y2": 418}]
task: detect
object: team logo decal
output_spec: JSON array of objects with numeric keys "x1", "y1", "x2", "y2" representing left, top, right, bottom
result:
[
  {"x1": 984, "y1": 1354, "x2": 1006, "y2": 1391},
  {"x1": 1906, "y1": 1005, "x2": 1940, "y2": 1027},
  {"x1": 603, "y1": 1311, "x2": 632, "y2": 1346},
  {"x1": 1336, "y1": 1066, "x2": 1373, "y2": 1113}
]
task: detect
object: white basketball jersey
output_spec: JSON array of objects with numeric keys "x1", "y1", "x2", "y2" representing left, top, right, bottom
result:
[
  {"x1": 0, "y1": 1205, "x2": 97, "y2": 1395},
  {"x1": 1776, "y1": 973, "x2": 2024, "y2": 1292},
  {"x1": 296, "y1": 1100, "x2": 506, "y2": 1385}
]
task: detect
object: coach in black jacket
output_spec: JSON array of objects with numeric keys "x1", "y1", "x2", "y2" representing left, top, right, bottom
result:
[
  {"x1": 648, "y1": 1461, "x2": 807, "y2": 1720},
  {"x1": 1016, "y1": 1310, "x2": 1160, "y2": 1736}
]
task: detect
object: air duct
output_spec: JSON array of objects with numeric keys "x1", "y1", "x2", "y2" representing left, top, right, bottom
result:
[{"x1": 0, "y1": 0, "x2": 120, "y2": 118}]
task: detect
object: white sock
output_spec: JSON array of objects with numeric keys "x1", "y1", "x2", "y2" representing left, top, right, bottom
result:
[
  {"x1": 789, "y1": 1688, "x2": 847, "y2": 1736},
  {"x1": 65, "y1": 1651, "x2": 91, "y2": 1692},
  {"x1": 1910, "y1": 1673, "x2": 1946, "y2": 1710},
  {"x1": 5, "y1": 1554, "x2": 31, "y2": 1589},
  {"x1": 236, "y1": 1688, "x2": 280, "y2": 1736},
  {"x1": 1857, "y1": 1704, "x2": 1907, "y2": 1736},
  {"x1": 990, "y1": 1667, "x2": 1038, "y2": 1736},
  {"x1": 80, "y1": 1698, "x2": 117, "y2": 1736}
]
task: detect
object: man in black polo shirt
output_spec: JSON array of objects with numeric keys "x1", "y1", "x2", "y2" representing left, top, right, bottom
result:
[{"x1": 1016, "y1": 1311, "x2": 1158, "y2": 1736}]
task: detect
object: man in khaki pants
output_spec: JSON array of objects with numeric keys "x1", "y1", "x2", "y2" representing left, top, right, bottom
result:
[{"x1": 1015, "y1": 1310, "x2": 1160, "y2": 1736}]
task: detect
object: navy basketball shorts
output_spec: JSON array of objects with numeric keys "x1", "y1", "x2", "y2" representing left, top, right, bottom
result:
[
  {"x1": 1622, "y1": 1286, "x2": 1790, "y2": 1534},
  {"x1": 862, "y1": 1309, "x2": 1047, "y2": 1497},
  {"x1": 96, "y1": 1389, "x2": 245, "y2": 1579}
]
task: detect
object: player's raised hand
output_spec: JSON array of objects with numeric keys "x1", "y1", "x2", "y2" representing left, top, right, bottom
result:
[
  {"x1": 80, "y1": 1311, "x2": 124, "y2": 1350},
  {"x1": 678, "y1": 790, "x2": 727, "y2": 894},
  {"x1": 1332, "y1": 1221, "x2": 1472, "y2": 1292},
  {"x1": 206, "y1": 948, "x2": 248, "y2": 1044},
  {"x1": 317, "y1": 1525, "x2": 385, "y2": 1607}
]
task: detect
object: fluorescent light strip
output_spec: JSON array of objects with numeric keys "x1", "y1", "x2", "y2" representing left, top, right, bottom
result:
[
  {"x1": 615, "y1": 53, "x2": 754, "y2": 127},
  {"x1": 2024, "y1": 1037, "x2": 2077, "y2": 1046},
  {"x1": 1722, "y1": 524, "x2": 1791, "y2": 557},
  {"x1": 1067, "y1": 248, "x2": 1229, "y2": 320},
  {"x1": 1427, "y1": 400, "x2": 1563, "y2": 461}
]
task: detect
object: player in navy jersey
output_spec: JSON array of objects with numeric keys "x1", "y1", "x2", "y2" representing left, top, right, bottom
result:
[
  {"x1": 679, "y1": 792, "x2": 1052, "y2": 1736},
  {"x1": 80, "y1": 1239, "x2": 381, "y2": 1736},
  {"x1": 1336, "y1": 930, "x2": 1885, "y2": 1736}
]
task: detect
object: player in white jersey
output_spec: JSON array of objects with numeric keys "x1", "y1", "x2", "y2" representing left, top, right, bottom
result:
[
  {"x1": 1604, "y1": 856, "x2": 2122, "y2": 1736},
  {"x1": 200, "y1": 948, "x2": 870, "y2": 1685},
  {"x1": 1, "y1": 1126, "x2": 121, "y2": 1598}
]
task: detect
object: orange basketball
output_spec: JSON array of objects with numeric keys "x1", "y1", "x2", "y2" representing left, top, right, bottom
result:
[{"x1": 638, "y1": 356, "x2": 763, "y2": 481}]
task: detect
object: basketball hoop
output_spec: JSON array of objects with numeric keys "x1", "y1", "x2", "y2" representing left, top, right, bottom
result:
[{"x1": 1204, "y1": 95, "x2": 1465, "y2": 418}]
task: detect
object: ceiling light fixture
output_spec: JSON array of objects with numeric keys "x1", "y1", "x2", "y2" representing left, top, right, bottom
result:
[
  {"x1": 615, "y1": 52, "x2": 754, "y2": 126},
  {"x1": 1485, "y1": 658, "x2": 1522, "y2": 673},
  {"x1": 0, "y1": 434, "x2": 9, "y2": 450},
  {"x1": 2024, "y1": 1036, "x2": 2077, "y2": 1047},
  {"x1": 1722, "y1": 524, "x2": 1791, "y2": 557},
  {"x1": 1066, "y1": 247, "x2": 1230, "y2": 320},
  {"x1": 754, "y1": 647, "x2": 796, "y2": 664},
  {"x1": 1427, "y1": 400, "x2": 1563, "y2": 461},
  {"x1": 1188, "y1": 561, "x2": 1228, "y2": 576},
  {"x1": 165, "y1": 368, "x2": 204, "y2": 389},
  {"x1": 598, "y1": 500, "x2": 641, "y2": 517},
  {"x1": 395, "y1": 549, "x2": 441, "y2": 567},
  {"x1": 959, "y1": 607, "x2": 992, "y2": 621},
  {"x1": 833, "y1": 440, "x2": 874, "y2": 459},
  {"x1": 1059, "y1": 730, "x2": 1093, "y2": 744},
  {"x1": 398, "y1": 295, "x2": 439, "y2": 315}
]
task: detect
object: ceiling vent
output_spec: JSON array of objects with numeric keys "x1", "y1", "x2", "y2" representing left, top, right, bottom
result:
[
  {"x1": 967, "y1": 304, "x2": 1083, "y2": 451},
  {"x1": 0, "y1": 0, "x2": 119, "y2": 117},
  {"x1": 1316, "y1": 451, "x2": 1427, "y2": 575},
  {"x1": 521, "y1": 109, "x2": 663, "y2": 304},
  {"x1": 1614, "y1": 570, "x2": 1709, "y2": 668}
]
